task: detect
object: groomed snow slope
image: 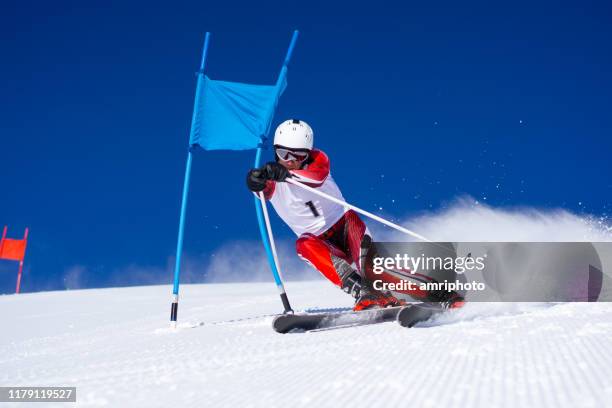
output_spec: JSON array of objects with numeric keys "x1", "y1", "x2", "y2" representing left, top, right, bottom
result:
[{"x1": 2, "y1": 281, "x2": 612, "y2": 407}]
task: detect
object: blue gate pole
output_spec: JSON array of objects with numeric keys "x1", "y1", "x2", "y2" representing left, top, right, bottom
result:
[
  {"x1": 253, "y1": 30, "x2": 299, "y2": 313},
  {"x1": 170, "y1": 32, "x2": 211, "y2": 327}
]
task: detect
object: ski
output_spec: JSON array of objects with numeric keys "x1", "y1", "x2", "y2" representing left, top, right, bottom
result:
[
  {"x1": 272, "y1": 306, "x2": 404, "y2": 333},
  {"x1": 273, "y1": 302, "x2": 449, "y2": 333},
  {"x1": 396, "y1": 303, "x2": 444, "y2": 328}
]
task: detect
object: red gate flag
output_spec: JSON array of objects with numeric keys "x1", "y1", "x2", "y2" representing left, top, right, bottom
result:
[
  {"x1": 0, "y1": 235, "x2": 27, "y2": 261},
  {"x1": 0, "y1": 226, "x2": 29, "y2": 293}
]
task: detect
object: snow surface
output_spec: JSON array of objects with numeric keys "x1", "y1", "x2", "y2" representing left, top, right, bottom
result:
[{"x1": 2, "y1": 281, "x2": 612, "y2": 407}]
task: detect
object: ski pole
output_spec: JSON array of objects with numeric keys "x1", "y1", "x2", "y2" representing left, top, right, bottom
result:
[
  {"x1": 285, "y1": 178, "x2": 432, "y2": 242},
  {"x1": 258, "y1": 192, "x2": 292, "y2": 312}
]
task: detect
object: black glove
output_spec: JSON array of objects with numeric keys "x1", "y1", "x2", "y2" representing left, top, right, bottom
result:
[
  {"x1": 246, "y1": 168, "x2": 267, "y2": 192},
  {"x1": 263, "y1": 162, "x2": 290, "y2": 182}
]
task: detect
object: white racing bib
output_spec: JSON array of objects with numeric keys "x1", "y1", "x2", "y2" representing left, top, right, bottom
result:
[{"x1": 269, "y1": 174, "x2": 347, "y2": 236}]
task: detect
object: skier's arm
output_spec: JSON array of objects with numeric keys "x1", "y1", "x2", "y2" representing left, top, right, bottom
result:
[{"x1": 290, "y1": 150, "x2": 330, "y2": 187}]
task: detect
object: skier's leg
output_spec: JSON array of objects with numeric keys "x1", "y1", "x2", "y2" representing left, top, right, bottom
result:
[
  {"x1": 296, "y1": 233, "x2": 352, "y2": 287},
  {"x1": 340, "y1": 210, "x2": 369, "y2": 273},
  {"x1": 309, "y1": 214, "x2": 401, "y2": 309},
  {"x1": 297, "y1": 217, "x2": 403, "y2": 311},
  {"x1": 318, "y1": 210, "x2": 369, "y2": 274}
]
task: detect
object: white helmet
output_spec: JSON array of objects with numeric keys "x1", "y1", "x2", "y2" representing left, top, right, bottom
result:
[{"x1": 273, "y1": 119, "x2": 314, "y2": 151}]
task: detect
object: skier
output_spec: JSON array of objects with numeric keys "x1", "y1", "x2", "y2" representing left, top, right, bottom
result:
[{"x1": 246, "y1": 119, "x2": 463, "y2": 310}]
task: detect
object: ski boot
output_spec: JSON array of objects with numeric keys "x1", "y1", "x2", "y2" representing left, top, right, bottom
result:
[
  {"x1": 443, "y1": 293, "x2": 465, "y2": 309},
  {"x1": 339, "y1": 267, "x2": 404, "y2": 311},
  {"x1": 353, "y1": 285, "x2": 405, "y2": 311},
  {"x1": 428, "y1": 289, "x2": 465, "y2": 310}
]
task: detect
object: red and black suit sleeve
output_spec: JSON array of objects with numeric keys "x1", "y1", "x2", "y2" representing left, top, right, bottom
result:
[{"x1": 289, "y1": 149, "x2": 330, "y2": 188}]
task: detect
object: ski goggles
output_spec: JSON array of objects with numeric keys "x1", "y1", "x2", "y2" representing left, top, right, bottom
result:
[{"x1": 275, "y1": 147, "x2": 309, "y2": 162}]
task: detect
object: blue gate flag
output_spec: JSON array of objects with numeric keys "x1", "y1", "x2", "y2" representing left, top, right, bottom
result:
[{"x1": 189, "y1": 75, "x2": 287, "y2": 150}]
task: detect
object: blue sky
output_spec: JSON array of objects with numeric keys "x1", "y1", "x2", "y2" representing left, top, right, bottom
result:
[{"x1": 1, "y1": 0, "x2": 610, "y2": 293}]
